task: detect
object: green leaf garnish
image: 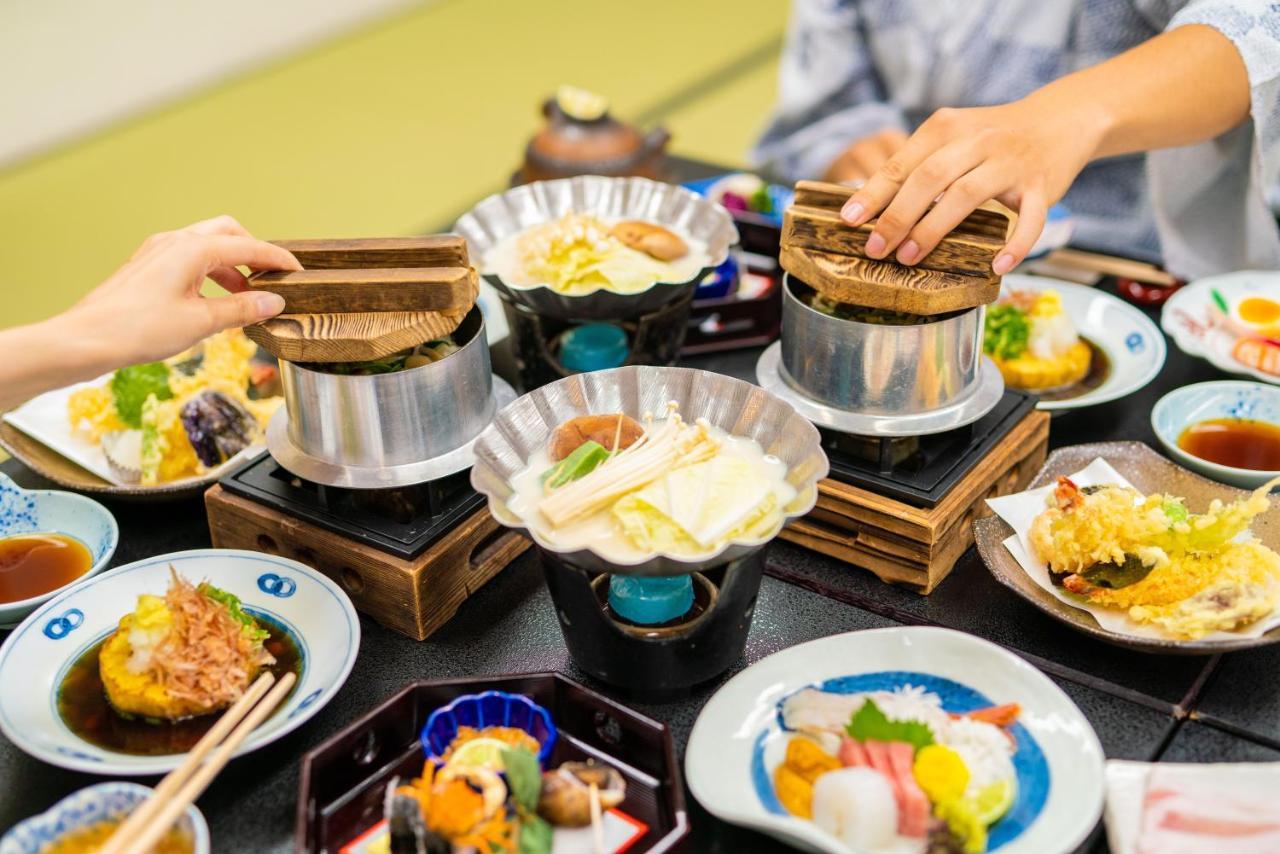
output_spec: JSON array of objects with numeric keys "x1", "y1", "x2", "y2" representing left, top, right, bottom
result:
[
  {"x1": 200, "y1": 583, "x2": 268, "y2": 641},
  {"x1": 540, "y1": 441, "x2": 609, "y2": 489},
  {"x1": 845, "y1": 698, "x2": 935, "y2": 752},
  {"x1": 1162, "y1": 499, "x2": 1189, "y2": 526},
  {"x1": 111, "y1": 363, "x2": 173, "y2": 428},
  {"x1": 1080, "y1": 554, "x2": 1154, "y2": 589},
  {"x1": 983, "y1": 305, "x2": 1030, "y2": 360},
  {"x1": 500, "y1": 746, "x2": 543, "y2": 813},
  {"x1": 515, "y1": 813, "x2": 552, "y2": 854}
]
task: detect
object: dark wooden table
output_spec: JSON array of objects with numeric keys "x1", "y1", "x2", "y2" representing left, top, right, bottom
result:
[{"x1": 4, "y1": 161, "x2": 1279, "y2": 853}]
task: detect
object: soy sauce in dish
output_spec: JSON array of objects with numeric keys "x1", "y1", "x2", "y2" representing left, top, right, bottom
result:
[
  {"x1": 56, "y1": 615, "x2": 301, "y2": 755},
  {"x1": 1035, "y1": 339, "x2": 1111, "y2": 402},
  {"x1": 1178, "y1": 418, "x2": 1280, "y2": 471},
  {"x1": 0, "y1": 533, "x2": 92, "y2": 604}
]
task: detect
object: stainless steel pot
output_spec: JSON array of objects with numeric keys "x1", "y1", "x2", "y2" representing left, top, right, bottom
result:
[
  {"x1": 278, "y1": 308, "x2": 495, "y2": 470},
  {"x1": 780, "y1": 274, "x2": 985, "y2": 416}
]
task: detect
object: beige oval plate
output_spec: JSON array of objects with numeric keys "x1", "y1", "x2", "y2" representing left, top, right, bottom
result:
[{"x1": 974, "y1": 441, "x2": 1280, "y2": 654}]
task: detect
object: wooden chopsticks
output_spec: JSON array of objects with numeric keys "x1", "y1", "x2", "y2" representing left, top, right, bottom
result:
[
  {"x1": 98, "y1": 671, "x2": 297, "y2": 854},
  {"x1": 1044, "y1": 248, "x2": 1178, "y2": 286}
]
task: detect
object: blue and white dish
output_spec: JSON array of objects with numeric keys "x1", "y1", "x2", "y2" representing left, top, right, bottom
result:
[
  {"x1": 686, "y1": 627, "x2": 1104, "y2": 854},
  {"x1": 0, "y1": 548, "x2": 359, "y2": 775},
  {"x1": 1151, "y1": 381, "x2": 1280, "y2": 489},
  {"x1": 0, "y1": 781, "x2": 209, "y2": 854},
  {"x1": 0, "y1": 472, "x2": 118, "y2": 628},
  {"x1": 1000, "y1": 275, "x2": 1166, "y2": 412},
  {"x1": 421, "y1": 690, "x2": 558, "y2": 765}
]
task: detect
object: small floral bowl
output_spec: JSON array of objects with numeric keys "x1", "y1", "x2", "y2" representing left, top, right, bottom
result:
[
  {"x1": 0, "y1": 781, "x2": 210, "y2": 854},
  {"x1": 421, "y1": 690, "x2": 557, "y2": 766},
  {"x1": 1151, "y1": 381, "x2": 1280, "y2": 489},
  {"x1": 0, "y1": 472, "x2": 118, "y2": 627}
]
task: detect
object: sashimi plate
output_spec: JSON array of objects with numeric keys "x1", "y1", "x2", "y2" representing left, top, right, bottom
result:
[
  {"x1": 686, "y1": 627, "x2": 1103, "y2": 854},
  {"x1": 1161, "y1": 271, "x2": 1280, "y2": 384},
  {"x1": 0, "y1": 549, "x2": 359, "y2": 775}
]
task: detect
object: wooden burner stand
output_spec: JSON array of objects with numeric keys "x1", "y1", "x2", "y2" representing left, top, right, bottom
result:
[
  {"x1": 781, "y1": 409, "x2": 1050, "y2": 593},
  {"x1": 205, "y1": 485, "x2": 531, "y2": 640}
]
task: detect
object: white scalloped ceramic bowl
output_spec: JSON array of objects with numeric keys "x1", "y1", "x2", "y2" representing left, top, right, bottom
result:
[{"x1": 0, "y1": 782, "x2": 209, "y2": 854}]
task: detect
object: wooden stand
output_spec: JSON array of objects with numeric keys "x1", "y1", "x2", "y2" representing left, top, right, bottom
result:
[
  {"x1": 205, "y1": 484, "x2": 531, "y2": 640},
  {"x1": 780, "y1": 409, "x2": 1050, "y2": 593}
]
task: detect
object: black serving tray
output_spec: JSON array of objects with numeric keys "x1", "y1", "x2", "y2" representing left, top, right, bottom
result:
[{"x1": 296, "y1": 672, "x2": 690, "y2": 853}]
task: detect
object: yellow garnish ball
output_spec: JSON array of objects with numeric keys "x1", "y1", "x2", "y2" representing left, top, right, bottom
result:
[{"x1": 913, "y1": 744, "x2": 970, "y2": 804}]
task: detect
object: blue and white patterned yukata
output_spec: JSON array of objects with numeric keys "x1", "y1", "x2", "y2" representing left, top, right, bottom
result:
[{"x1": 752, "y1": 0, "x2": 1280, "y2": 279}]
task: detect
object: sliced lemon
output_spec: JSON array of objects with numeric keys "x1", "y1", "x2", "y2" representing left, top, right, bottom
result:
[
  {"x1": 971, "y1": 778, "x2": 1016, "y2": 826},
  {"x1": 556, "y1": 85, "x2": 609, "y2": 121},
  {"x1": 445, "y1": 737, "x2": 510, "y2": 771}
]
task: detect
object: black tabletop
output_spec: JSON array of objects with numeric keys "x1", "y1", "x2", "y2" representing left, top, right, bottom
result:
[{"x1": 3, "y1": 161, "x2": 1277, "y2": 854}]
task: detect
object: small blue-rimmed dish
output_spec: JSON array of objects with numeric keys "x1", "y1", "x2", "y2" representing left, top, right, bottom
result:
[
  {"x1": 421, "y1": 690, "x2": 557, "y2": 766},
  {"x1": 0, "y1": 781, "x2": 209, "y2": 854},
  {"x1": 1151, "y1": 381, "x2": 1280, "y2": 489},
  {"x1": 0, "y1": 472, "x2": 118, "y2": 628},
  {"x1": 0, "y1": 548, "x2": 359, "y2": 776}
]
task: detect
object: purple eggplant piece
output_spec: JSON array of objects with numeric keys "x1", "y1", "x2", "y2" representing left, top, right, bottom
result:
[{"x1": 181, "y1": 391, "x2": 256, "y2": 467}]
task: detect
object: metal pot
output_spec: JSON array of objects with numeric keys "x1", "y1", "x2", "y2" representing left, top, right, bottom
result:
[
  {"x1": 277, "y1": 308, "x2": 494, "y2": 471},
  {"x1": 780, "y1": 274, "x2": 985, "y2": 416}
]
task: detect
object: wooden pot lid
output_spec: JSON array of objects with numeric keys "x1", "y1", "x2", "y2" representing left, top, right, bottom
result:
[
  {"x1": 780, "y1": 181, "x2": 1013, "y2": 315},
  {"x1": 243, "y1": 236, "x2": 479, "y2": 363}
]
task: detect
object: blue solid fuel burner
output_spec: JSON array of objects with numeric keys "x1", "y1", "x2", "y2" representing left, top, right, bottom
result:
[
  {"x1": 558, "y1": 323, "x2": 629, "y2": 373},
  {"x1": 608, "y1": 575, "x2": 695, "y2": 625}
]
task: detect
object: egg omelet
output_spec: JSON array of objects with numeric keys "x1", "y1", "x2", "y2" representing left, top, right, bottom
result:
[{"x1": 986, "y1": 291, "x2": 1092, "y2": 391}]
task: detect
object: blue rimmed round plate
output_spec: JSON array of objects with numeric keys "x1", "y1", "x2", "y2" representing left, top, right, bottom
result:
[
  {"x1": 686, "y1": 627, "x2": 1104, "y2": 854},
  {"x1": 0, "y1": 549, "x2": 359, "y2": 775}
]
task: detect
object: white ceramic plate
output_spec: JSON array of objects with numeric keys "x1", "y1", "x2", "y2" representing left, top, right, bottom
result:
[
  {"x1": 0, "y1": 549, "x2": 359, "y2": 775},
  {"x1": 1000, "y1": 275, "x2": 1165, "y2": 411},
  {"x1": 1161, "y1": 271, "x2": 1280, "y2": 385},
  {"x1": 685, "y1": 626, "x2": 1104, "y2": 854},
  {"x1": 1151, "y1": 381, "x2": 1280, "y2": 489},
  {"x1": 2, "y1": 374, "x2": 260, "y2": 488}
]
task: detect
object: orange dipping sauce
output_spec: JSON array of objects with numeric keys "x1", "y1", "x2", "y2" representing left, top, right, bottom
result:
[
  {"x1": 0, "y1": 533, "x2": 92, "y2": 604},
  {"x1": 1177, "y1": 418, "x2": 1280, "y2": 472}
]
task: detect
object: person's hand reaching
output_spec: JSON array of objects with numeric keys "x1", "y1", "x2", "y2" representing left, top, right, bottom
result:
[
  {"x1": 65, "y1": 215, "x2": 301, "y2": 365},
  {"x1": 822, "y1": 127, "x2": 909, "y2": 185}
]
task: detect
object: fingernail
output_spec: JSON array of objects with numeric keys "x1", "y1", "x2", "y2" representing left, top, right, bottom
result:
[
  {"x1": 992, "y1": 252, "x2": 1016, "y2": 275},
  {"x1": 865, "y1": 232, "x2": 886, "y2": 258},
  {"x1": 897, "y1": 239, "x2": 920, "y2": 265},
  {"x1": 253, "y1": 291, "x2": 286, "y2": 318},
  {"x1": 841, "y1": 200, "x2": 865, "y2": 224}
]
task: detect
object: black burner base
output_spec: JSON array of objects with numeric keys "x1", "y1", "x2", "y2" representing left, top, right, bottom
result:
[
  {"x1": 540, "y1": 546, "x2": 768, "y2": 699},
  {"x1": 218, "y1": 452, "x2": 482, "y2": 560},
  {"x1": 821, "y1": 389, "x2": 1038, "y2": 507}
]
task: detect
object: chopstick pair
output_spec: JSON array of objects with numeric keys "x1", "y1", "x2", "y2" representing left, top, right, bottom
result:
[{"x1": 98, "y1": 670, "x2": 296, "y2": 854}]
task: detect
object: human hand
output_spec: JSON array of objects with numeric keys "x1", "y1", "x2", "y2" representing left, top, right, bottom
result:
[
  {"x1": 838, "y1": 98, "x2": 1103, "y2": 274},
  {"x1": 822, "y1": 127, "x2": 909, "y2": 184},
  {"x1": 64, "y1": 216, "x2": 301, "y2": 365}
]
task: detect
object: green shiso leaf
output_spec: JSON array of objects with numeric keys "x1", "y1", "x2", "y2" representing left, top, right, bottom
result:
[
  {"x1": 200, "y1": 583, "x2": 268, "y2": 641},
  {"x1": 1080, "y1": 554, "x2": 1153, "y2": 589},
  {"x1": 845, "y1": 698, "x2": 935, "y2": 752},
  {"x1": 501, "y1": 746, "x2": 543, "y2": 813},
  {"x1": 983, "y1": 305, "x2": 1030, "y2": 360},
  {"x1": 1211, "y1": 288, "x2": 1230, "y2": 314},
  {"x1": 111, "y1": 363, "x2": 173, "y2": 428},
  {"x1": 516, "y1": 813, "x2": 552, "y2": 854}
]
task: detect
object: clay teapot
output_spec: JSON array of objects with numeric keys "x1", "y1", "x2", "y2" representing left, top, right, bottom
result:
[{"x1": 517, "y1": 87, "x2": 669, "y2": 184}]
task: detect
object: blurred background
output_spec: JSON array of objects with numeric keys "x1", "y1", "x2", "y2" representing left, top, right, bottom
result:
[{"x1": 0, "y1": 0, "x2": 785, "y2": 327}]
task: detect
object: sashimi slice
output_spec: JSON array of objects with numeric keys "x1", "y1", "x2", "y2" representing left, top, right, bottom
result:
[
  {"x1": 839, "y1": 736, "x2": 869, "y2": 767},
  {"x1": 1138, "y1": 769, "x2": 1280, "y2": 854},
  {"x1": 887, "y1": 741, "x2": 930, "y2": 838}
]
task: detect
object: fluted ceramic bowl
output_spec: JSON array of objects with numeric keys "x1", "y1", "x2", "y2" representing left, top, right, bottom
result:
[
  {"x1": 420, "y1": 690, "x2": 557, "y2": 766},
  {"x1": 471, "y1": 365, "x2": 828, "y2": 576},
  {"x1": 453, "y1": 175, "x2": 738, "y2": 321},
  {"x1": 0, "y1": 782, "x2": 209, "y2": 854}
]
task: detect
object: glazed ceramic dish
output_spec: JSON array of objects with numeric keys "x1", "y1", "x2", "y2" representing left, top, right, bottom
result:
[
  {"x1": 998, "y1": 276, "x2": 1165, "y2": 411},
  {"x1": 0, "y1": 782, "x2": 209, "y2": 854},
  {"x1": 0, "y1": 549, "x2": 359, "y2": 775},
  {"x1": 1151, "y1": 381, "x2": 1280, "y2": 489},
  {"x1": 452, "y1": 175, "x2": 738, "y2": 321},
  {"x1": 0, "y1": 472, "x2": 118, "y2": 628},
  {"x1": 974, "y1": 442, "x2": 1280, "y2": 654},
  {"x1": 685, "y1": 626, "x2": 1104, "y2": 854},
  {"x1": 1161, "y1": 270, "x2": 1280, "y2": 384}
]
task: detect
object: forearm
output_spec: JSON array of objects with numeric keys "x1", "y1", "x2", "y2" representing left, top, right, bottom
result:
[
  {"x1": 0, "y1": 314, "x2": 116, "y2": 410},
  {"x1": 1029, "y1": 24, "x2": 1251, "y2": 160}
]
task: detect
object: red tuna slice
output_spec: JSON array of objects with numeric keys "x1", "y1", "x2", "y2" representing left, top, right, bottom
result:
[
  {"x1": 864, "y1": 740, "x2": 911, "y2": 834},
  {"x1": 887, "y1": 741, "x2": 930, "y2": 838},
  {"x1": 839, "y1": 736, "x2": 869, "y2": 767}
]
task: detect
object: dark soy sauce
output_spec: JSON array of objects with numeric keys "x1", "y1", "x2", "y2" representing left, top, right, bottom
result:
[
  {"x1": 1036, "y1": 339, "x2": 1111, "y2": 402},
  {"x1": 0, "y1": 533, "x2": 92, "y2": 603},
  {"x1": 1179, "y1": 418, "x2": 1280, "y2": 471},
  {"x1": 57, "y1": 616, "x2": 301, "y2": 755}
]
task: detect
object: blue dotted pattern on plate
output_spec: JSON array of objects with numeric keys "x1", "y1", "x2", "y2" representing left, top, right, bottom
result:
[
  {"x1": 0, "y1": 473, "x2": 117, "y2": 565},
  {"x1": 751, "y1": 670, "x2": 1051, "y2": 852},
  {"x1": 0, "y1": 783, "x2": 194, "y2": 853},
  {"x1": 421, "y1": 690, "x2": 557, "y2": 766}
]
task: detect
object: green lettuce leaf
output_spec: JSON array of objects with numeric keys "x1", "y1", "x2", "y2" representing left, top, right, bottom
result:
[
  {"x1": 846, "y1": 698, "x2": 935, "y2": 752},
  {"x1": 111, "y1": 363, "x2": 173, "y2": 428},
  {"x1": 200, "y1": 583, "x2": 268, "y2": 642}
]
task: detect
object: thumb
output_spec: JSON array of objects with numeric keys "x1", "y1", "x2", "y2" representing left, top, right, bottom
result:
[{"x1": 204, "y1": 290, "x2": 286, "y2": 332}]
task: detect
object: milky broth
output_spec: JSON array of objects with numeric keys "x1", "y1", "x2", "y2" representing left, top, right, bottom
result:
[{"x1": 506, "y1": 421, "x2": 795, "y2": 564}]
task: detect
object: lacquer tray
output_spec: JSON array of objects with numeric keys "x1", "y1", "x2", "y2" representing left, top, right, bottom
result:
[{"x1": 296, "y1": 672, "x2": 690, "y2": 853}]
